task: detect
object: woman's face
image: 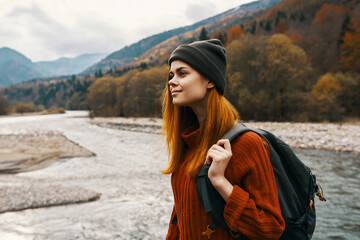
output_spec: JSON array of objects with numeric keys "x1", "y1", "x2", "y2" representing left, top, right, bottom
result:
[{"x1": 168, "y1": 60, "x2": 214, "y2": 107}]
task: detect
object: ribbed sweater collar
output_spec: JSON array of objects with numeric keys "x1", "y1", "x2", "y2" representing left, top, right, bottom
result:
[{"x1": 181, "y1": 125, "x2": 201, "y2": 148}]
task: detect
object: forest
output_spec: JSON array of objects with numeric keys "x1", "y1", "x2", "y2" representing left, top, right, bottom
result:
[{"x1": 0, "y1": 0, "x2": 359, "y2": 122}]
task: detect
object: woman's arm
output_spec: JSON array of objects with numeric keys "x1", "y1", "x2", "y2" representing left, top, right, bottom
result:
[{"x1": 206, "y1": 132, "x2": 285, "y2": 240}]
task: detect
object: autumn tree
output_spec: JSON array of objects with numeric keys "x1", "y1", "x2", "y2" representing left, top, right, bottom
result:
[
  {"x1": 260, "y1": 34, "x2": 313, "y2": 121},
  {"x1": 123, "y1": 65, "x2": 167, "y2": 116},
  {"x1": 14, "y1": 102, "x2": 37, "y2": 113},
  {"x1": 308, "y1": 4, "x2": 346, "y2": 72},
  {"x1": 226, "y1": 34, "x2": 314, "y2": 121},
  {"x1": 87, "y1": 76, "x2": 123, "y2": 116},
  {"x1": 274, "y1": 18, "x2": 289, "y2": 34},
  {"x1": 226, "y1": 34, "x2": 266, "y2": 111},
  {"x1": 0, "y1": 95, "x2": 8, "y2": 115},
  {"x1": 226, "y1": 25, "x2": 243, "y2": 45},
  {"x1": 334, "y1": 72, "x2": 360, "y2": 117},
  {"x1": 339, "y1": 22, "x2": 360, "y2": 72},
  {"x1": 310, "y1": 73, "x2": 344, "y2": 121}
]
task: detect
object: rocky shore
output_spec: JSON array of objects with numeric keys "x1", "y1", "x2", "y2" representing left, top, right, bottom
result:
[
  {"x1": 0, "y1": 130, "x2": 96, "y2": 173},
  {"x1": 91, "y1": 117, "x2": 360, "y2": 154},
  {"x1": 0, "y1": 129, "x2": 100, "y2": 214}
]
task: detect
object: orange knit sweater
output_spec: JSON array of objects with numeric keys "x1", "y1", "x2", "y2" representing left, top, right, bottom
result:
[{"x1": 166, "y1": 126, "x2": 285, "y2": 240}]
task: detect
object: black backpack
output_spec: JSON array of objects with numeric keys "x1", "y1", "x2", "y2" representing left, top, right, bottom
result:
[{"x1": 196, "y1": 123, "x2": 326, "y2": 240}]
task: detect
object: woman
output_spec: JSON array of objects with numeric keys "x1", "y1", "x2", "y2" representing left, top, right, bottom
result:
[{"x1": 162, "y1": 39, "x2": 285, "y2": 239}]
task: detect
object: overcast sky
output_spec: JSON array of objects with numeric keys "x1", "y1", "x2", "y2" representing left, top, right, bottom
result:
[{"x1": 0, "y1": 0, "x2": 256, "y2": 62}]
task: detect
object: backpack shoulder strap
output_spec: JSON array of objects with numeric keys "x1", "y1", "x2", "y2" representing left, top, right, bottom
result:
[
  {"x1": 221, "y1": 123, "x2": 252, "y2": 141},
  {"x1": 196, "y1": 123, "x2": 254, "y2": 240}
]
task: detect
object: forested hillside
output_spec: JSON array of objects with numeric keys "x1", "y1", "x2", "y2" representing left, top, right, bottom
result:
[
  {"x1": 1, "y1": 0, "x2": 359, "y2": 122},
  {"x1": 81, "y1": 0, "x2": 281, "y2": 75}
]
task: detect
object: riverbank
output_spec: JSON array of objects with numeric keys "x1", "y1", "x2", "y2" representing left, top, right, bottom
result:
[
  {"x1": 0, "y1": 128, "x2": 100, "y2": 214},
  {"x1": 91, "y1": 117, "x2": 360, "y2": 154},
  {"x1": 0, "y1": 111, "x2": 358, "y2": 239},
  {"x1": 0, "y1": 130, "x2": 96, "y2": 173}
]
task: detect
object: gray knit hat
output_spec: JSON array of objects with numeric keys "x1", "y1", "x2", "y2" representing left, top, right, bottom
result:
[{"x1": 168, "y1": 39, "x2": 226, "y2": 95}]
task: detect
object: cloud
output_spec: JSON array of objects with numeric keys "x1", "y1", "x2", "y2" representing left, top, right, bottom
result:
[
  {"x1": 0, "y1": 0, "x2": 257, "y2": 61},
  {"x1": 185, "y1": 2, "x2": 217, "y2": 22},
  {"x1": 2, "y1": 2, "x2": 128, "y2": 61},
  {"x1": 30, "y1": 11, "x2": 128, "y2": 59}
]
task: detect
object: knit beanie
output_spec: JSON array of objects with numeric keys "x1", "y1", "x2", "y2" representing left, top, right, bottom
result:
[{"x1": 168, "y1": 39, "x2": 227, "y2": 95}]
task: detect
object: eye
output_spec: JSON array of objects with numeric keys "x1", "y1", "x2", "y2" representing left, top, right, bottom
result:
[
  {"x1": 168, "y1": 73, "x2": 174, "y2": 80},
  {"x1": 178, "y1": 71, "x2": 186, "y2": 76}
]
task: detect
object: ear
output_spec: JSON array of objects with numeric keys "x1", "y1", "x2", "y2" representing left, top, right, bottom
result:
[{"x1": 207, "y1": 81, "x2": 215, "y2": 89}]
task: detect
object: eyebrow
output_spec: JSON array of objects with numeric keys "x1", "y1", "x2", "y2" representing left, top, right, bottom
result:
[{"x1": 169, "y1": 66, "x2": 188, "y2": 74}]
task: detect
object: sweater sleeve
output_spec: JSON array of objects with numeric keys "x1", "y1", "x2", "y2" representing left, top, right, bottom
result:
[
  {"x1": 223, "y1": 132, "x2": 285, "y2": 240},
  {"x1": 166, "y1": 205, "x2": 179, "y2": 240}
]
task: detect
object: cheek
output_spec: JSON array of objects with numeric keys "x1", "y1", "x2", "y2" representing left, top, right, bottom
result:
[{"x1": 182, "y1": 84, "x2": 208, "y2": 102}]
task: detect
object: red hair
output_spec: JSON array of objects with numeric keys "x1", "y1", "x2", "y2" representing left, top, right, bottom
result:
[{"x1": 161, "y1": 76, "x2": 239, "y2": 178}]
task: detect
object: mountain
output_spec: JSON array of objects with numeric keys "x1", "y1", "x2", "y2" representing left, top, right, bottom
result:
[
  {"x1": 82, "y1": 0, "x2": 282, "y2": 75},
  {"x1": 0, "y1": 48, "x2": 107, "y2": 87},
  {"x1": 34, "y1": 53, "x2": 107, "y2": 78},
  {"x1": 0, "y1": 47, "x2": 42, "y2": 87}
]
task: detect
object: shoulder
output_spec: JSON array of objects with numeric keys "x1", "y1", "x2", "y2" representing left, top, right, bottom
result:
[
  {"x1": 230, "y1": 131, "x2": 269, "y2": 165},
  {"x1": 231, "y1": 131, "x2": 265, "y2": 152}
]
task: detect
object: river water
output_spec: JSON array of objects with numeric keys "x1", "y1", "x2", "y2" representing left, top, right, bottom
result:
[{"x1": 0, "y1": 111, "x2": 359, "y2": 240}]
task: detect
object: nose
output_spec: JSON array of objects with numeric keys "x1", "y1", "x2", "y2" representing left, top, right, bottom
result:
[{"x1": 168, "y1": 76, "x2": 178, "y2": 87}]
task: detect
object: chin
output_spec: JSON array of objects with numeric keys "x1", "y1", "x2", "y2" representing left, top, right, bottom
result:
[
  {"x1": 172, "y1": 99, "x2": 187, "y2": 107},
  {"x1": 172, "y1": 101, "x2": 183, "y2": 106}
]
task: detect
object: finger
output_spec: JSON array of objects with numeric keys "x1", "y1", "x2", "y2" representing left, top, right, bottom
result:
[
  {"x1": 211, "y1": 143, "x2": 231, "y2": 157},
  {"x1": 204, "y1": 153, "x2": 212, "y2": 165},
  {"x1": 210, "y1": 144, "x2": 226, "y2": 152},
  {"x1": 207, "y1": 150, "x2": 226, "y2": 162},
  {"x1": 217, "y1": 139, "x2": 232, "y2": 153}
]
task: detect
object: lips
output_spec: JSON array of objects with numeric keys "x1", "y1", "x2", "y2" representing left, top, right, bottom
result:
[{"x1": 171, "y1": 90, "x2": 182, "y2": 96}]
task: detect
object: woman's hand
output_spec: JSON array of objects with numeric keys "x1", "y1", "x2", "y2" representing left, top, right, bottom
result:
[
  {"x1": 205, "y1": 139, "x2": 234, "y2": 201},
  {"x1": 205, "y1": 139, "x2": 232, "y2": 185}
]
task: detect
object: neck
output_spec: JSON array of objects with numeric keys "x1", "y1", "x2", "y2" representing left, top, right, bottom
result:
[
  {"x1": 189, "y1": 93, "x2": 209, "y2": 129},
  {"x1": 193, "y1": 107, "x2": 206, "y2": 129}
]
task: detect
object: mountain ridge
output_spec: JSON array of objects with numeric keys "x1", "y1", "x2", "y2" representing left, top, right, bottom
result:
[
  {"x1": 81, "y1": 0, "x2": 281, "y2": 75},
  {"x1": 0, "y1": 48, "x2": 107, "y2": 87},
  {"x1": 0, "y1": 0, "x2": 281, "y2": 86}
]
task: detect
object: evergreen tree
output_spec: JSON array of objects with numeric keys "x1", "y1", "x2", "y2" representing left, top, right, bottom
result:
[
  {"x1": 340, "y1": 14, "x2": 351, "y2": 44},
  {"x1": 260, "y1": 21, "x2": 264, "y2": 28},
  {"x1": 251, "y1": 21, "x2": 257, "y2": 34},
  {"x1": 300, "y1": 12, "x2": 305, "y2": 22},
  {"x1": 140, "y1": 62, "x2": 148, "y2": 69},
  {"x1": 199, "y1": 27, "x2": 209, "y2": 40},
  {"x1": 265, "y1": 21, "x2": 272, "y2": 31},
  {"x1": 290, "y1": 13, "x2": 296, "y2": 21},
  {"x1": 218, "y1": 32, "x2": 226, "y2": 45}
]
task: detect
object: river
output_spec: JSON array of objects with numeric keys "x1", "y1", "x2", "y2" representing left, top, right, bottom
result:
[{"x1": 0, "y1": 111, "x2": 359, "y2": 240}]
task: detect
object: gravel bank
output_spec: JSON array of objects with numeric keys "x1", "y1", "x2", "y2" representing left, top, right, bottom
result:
[
  {"x1": 0, "y1": 185, "x2": 101, "y2": 213},
  {"x1": 91, "y1": 117, "x2": 360, "y2": 154},
  {"x1": 0, "y1": 129, "x2": 100, "y2": 213},
  {"x1": 0, "y1": 130, "x2": 96, "y2": 173}
]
